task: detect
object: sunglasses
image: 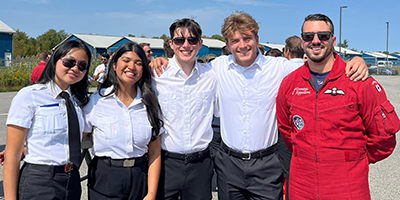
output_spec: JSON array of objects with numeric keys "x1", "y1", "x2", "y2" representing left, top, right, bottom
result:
[
  {"x1": 301, "y1": 31, "x2": 333, "y2": 42},
  {"x1": 61, "y1": 58, "x2": 88, "y2": 72},
  {"x1": 146, "y1": 50, "x2": 152, "y2": 54},
  {"x1": 172, "y1": 37, "x2": 200, "y2": 46}
]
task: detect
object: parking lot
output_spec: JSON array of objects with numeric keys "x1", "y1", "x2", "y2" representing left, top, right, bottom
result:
[{"x1": 0, "y1": 75, "x2": 399, "y2": 200}]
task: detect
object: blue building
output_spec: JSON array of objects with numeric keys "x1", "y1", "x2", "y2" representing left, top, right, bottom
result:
[
  {"x1": 362, "y1": 52, "x2": 399, "y2": 67},
  {"x1": 56, "y1": 33, "x2": 226, "y2": 59},
  {"x1": 57, "y1": 34, "x2": 123, "y2": 58},
  {"x1": 200, "y1": 38, "x2": 226, "y2": 57},
  {"x1": 0, "y1": 19, "x2": 16, "y2": 66},
  {"x1": 110, "y1": 37, "x2": 165, "y2": 58}
]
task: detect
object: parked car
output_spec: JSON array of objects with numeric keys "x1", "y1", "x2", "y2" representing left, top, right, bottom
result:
[
  {"x1": 368, "y1": 68, "x2": 378, "y2": 75},
  {"x1": 376, "y1": 68, "x2": 399, "y2": 75}
]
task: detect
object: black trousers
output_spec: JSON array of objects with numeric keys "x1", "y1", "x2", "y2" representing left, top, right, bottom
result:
[
  {"x1": 156, "y1": 151, "x2": 213, "y2": 200},
  {"x1": 276, "y1": 133, "x2": 292, "y2": 200},
  {"x1": 18, "y1": 162, "x2": 81, "y2": 200},
  {"x1": 215, "y1": 147, "x2": 283, "y2": 200},
  {"x1": 88, "y1": 156, "x2": 148, "y2": 200}
]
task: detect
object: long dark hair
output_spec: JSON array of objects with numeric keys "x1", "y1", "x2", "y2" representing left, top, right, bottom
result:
[
  {"x1": 101, "y1": 42, "x2": 163, "y2": 139},
  {"x1": 38, "y1": 40, "x2": 91, "y2": 107}
]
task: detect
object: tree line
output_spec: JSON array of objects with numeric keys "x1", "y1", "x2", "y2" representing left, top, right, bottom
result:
[{"x1": 13, "y1": 29, "x2": 69, "y2": 58}]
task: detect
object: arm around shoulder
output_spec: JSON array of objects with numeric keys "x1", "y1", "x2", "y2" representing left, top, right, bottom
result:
[{"x1": 345, "y1": 56, "x2": 369, "y2": 81}]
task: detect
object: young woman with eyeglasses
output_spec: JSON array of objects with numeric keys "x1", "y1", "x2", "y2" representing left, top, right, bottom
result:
[
  {"x1": 83, "y1": 42, "x2": 163, "y2": 200},
  {"x1": 4, "y1": 40, "x2": 91, "y2": 200}
]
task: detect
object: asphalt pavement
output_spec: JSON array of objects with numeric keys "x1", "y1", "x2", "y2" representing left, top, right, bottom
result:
[{"x1": 0, "y1": 75, "x2": 399, "y2": 200}]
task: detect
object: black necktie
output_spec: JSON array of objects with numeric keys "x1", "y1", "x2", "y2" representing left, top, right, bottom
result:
[{"x1": 60, "y1": 91, "x2": 82, "y2": 168}]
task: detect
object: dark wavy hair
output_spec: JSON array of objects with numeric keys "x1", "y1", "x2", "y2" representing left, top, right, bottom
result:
[
  {"x1": 37, "y1": 40, "x2": 91, "y2": 107},
  {"x1": 169, "y1": 18, "x2": 202, "y2": 39},
  {"x1": 101, "y1": 42, "x2": 164, "y2": 139},
  {"x1": 302, "y1": 13, "x2": 334, "y2": 34}
]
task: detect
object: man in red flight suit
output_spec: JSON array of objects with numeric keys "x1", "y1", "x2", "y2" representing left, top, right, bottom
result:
[
  {"x1": 276, "y1": 13, "x2": 400, "y2": 200},
  {"x1": 31, "y1": 52, "x2": 50, "y2": 83}
]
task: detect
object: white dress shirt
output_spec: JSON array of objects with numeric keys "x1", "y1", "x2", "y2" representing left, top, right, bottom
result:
[
  {"x1": 289, "y1": 58, "x2": 305, "y2": 68},
  {"x1": 93, "y1": 63, "x2": 106, "y2": 83},
  {"x1": 210, "y1": 54, "x2": 300, "y2": 152},
  {"x1": 83, "y1": 86, "x2": 159, "y2": 159},
  {"x1": 6, "y1": 82, "x2": 85, "y2": 165},
  {"x1": 153, "y1": 56, "x2": 217, "y2": 154}
]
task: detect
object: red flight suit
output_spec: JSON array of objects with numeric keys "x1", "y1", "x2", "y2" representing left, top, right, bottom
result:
[{"x1": 276, "y1": 54, "x2": 399, "y2": 200}]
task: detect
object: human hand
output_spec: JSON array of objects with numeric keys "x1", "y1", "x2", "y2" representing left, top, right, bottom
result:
[
  {"x1": 149, "y1": 57, "x2": 169, "y2": 77},
  {"x1": 345, "y1": 56, "x2": 369, "y2": 82}
]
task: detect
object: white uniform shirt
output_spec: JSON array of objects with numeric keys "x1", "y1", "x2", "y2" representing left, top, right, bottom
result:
[
  {"x1": 210, "y1": 54, "x2": 299, "y2": 152},
  {"x1": 93, "y1": 64, "x2": 106, "y2": 83},
  {"x1": 83, "y1": 86, "x2": 158, "y2": 159},
  {"x1": 6, "y1": 82, "x2": 85, "y2": 165},
  {"x1": 289, "y1": 58, "x2": 305, "y2": 68},
  {"x1": 153, "y1": 57, "x2": 217, "y2": 154}
]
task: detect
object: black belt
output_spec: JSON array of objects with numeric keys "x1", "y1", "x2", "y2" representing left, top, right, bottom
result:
[
  {"x1": 97, "y1": 156, "x2": 146, "y2": 168},
  {"x1": 163, "y1": 148, "x2": 210, "y2": 163},
  {"x1": 221, "y1": 142, "x2": 277, "y2": 160},
  {"x1": 25, "y1": 162, "x2": 77, "y2": 173}
]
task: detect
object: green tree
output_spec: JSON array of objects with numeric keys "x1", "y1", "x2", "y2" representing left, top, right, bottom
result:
[
  {"x1": 128, "y1": 34, "x2": 136, "y2": 37},
  {"x1": 210, "y1": 34, "x2": 225, "y2": 42},
  {"x1": 160, "y1": 34, "x2": 168, "y2": 40},
  {"x1": 36, "y1": 29, "x2": 68, "y2": 52},
  {"x1": 349, "y1": 48, "x2": 358, "y2": 52},
  {"x1": 13, "y1": 30, "x2": 32, "y2": 58},
  {"x1": 337, "y1": 39, "x2": 349, "y2": 48},
  {"x1": 25, "y1": 38, "x2": 38, "y2": 56}
]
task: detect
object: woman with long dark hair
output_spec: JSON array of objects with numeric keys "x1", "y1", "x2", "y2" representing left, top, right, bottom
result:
[
  {"x1": 83, "y1": 42, "x2": 163, "y2": 200},
  {"x1": 4, "y1": 40, "x2": 92, "y2": 200}
]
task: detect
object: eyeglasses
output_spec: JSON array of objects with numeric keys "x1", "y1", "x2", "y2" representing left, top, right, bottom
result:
[
  {"x1": 146, "y1": 50, "x2": 152, "y2": 54},
  {"x1": 101, "y1": 58, "x2": 107, "y2": 61},
  {"x1": 61, "y1": 58, "x2": 88, "y2": 72},
  {"x1": 172, "y1": 37, "x2": 200, "y2": 46},
  {"x1": 301, "y1": 31, "x2": 333, "y2": 42}
]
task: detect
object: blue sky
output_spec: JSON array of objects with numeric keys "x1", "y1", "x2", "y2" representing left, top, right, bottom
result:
[{"x1": 1, "y1": 0, "x2": 399, "y2": 53}]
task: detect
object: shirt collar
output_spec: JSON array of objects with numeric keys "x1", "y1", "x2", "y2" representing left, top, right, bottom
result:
[
  {"x1": 301, "y1": 52, "x2": 345, "y2": 81},
  {"x1": 170, "y1": 56, "x2": 199, "y2": 77},
  {"x1": 103, "y1": 85, "x2": 143, "y2": 106},
  {"x1": 46, "y1": 81, "x2": 72, "y2": 99},
  {"x1": 227, "y1": 51, "x2": 263, "y2": 71}
]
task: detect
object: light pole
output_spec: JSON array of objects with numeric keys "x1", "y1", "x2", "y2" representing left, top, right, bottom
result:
[
  {"x1": 339, "y1": 6, "x2": 347, "y2": 58},
  {"x1": 386, "y1": 22, "x2": 389, "y2": 66}
]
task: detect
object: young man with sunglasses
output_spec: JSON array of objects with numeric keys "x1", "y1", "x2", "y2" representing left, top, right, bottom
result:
[
  {"x1": 153, "y1": 18, "x2": 216, "y2": 200},
  {"x1": 276, "y1": 14, "x2": 399, "y2": 200},
  {"x1": 93, "y1": 53, "x2": 110, "y2": 89},
  {"x1": 139, "y1": 42, "x2": 153, "y2": 64},
  {"x1": 152, "y1": 11, "x2": 369, "y2": 200}
]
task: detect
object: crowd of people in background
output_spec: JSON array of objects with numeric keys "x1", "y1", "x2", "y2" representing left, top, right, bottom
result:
[{"x1": 2, "y1": 10, "x2": 399, "y2": 200}]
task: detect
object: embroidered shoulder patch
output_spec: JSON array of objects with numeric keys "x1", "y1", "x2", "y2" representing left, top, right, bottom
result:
[
  {"x1": 372, "y1": 81, "x2": 382, "y2": 92},
  {"x1": 293, "y1": 115, "x2": 304, "y2": 130}
]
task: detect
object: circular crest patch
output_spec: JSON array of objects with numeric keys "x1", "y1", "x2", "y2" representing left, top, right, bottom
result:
[{"x1": 293, "y1": 115, "x2": 304, "y2": 130}]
